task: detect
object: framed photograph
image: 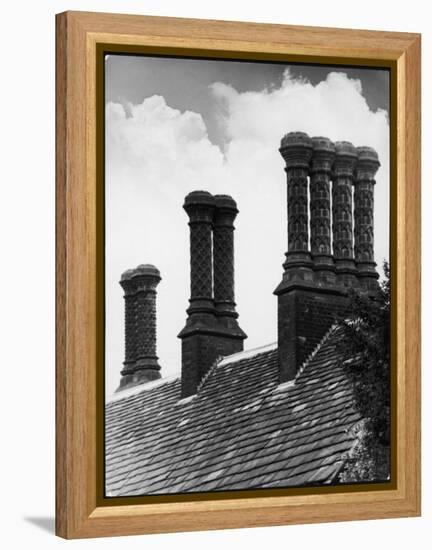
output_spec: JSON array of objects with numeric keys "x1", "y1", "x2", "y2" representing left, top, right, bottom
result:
[{"x1": 56, "y1": 11, "x2": 421, "y2": 539}]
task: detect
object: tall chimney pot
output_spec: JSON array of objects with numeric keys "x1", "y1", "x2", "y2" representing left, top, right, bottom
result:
[
  {"x1": 183, "y1": 191, "x2": 215, "y2": 317},
  {"x1": 332, "y1": 141, "x2": 358, "y2": 286},
  {"x1": 278, "y1": 132, "x2": 314, "y2": 284},
  {"x1": 213, "y1": 194, "x2": 239, "y2": 323},
  {"x1": 275, "y1": 133, "x2": 354, "y2": 383},
  {"x1": 310, "y1": 136, "x2": 336, "y2": 283},
  {"x1": 354, "y1": 146, "x2": 380, "y2": 290},
  {"x1": 179, "y1": 191, "x2": 246, "y2": 398}
]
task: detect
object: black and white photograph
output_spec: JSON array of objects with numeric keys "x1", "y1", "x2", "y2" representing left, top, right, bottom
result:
[{"x1": 104, "y1": 54, "x2": 391, "y2": 496}]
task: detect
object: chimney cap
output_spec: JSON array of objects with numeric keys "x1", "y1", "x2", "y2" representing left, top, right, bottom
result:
[
  {"x1": 356, "y1": 146, "x2": 381, "y2": 167},
  {"x1": 121, "y1": 264, "x2": 161, "y2": 282},
  {"x1": 335, "y1": 140, "x2": 358, "y2": 159},
  {"x1": 312, "y1": 136, "x2": 336, "y2": 153},
  {"x1": 280, "y1": 131, "x2": 312, "y2": 150},
  {"x1": 184, "y1": 190, "x2": 215, "y2": 208},
  {"x1": 214, "y1": 194, "x2": 238, "y2": 211}
]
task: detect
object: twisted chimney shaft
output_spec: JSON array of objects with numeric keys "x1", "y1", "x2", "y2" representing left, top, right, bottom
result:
[
  {"x1": 354, "y1": 146, "x2": 381, "y2": 290},
  {"x1": 332, "y1": 141, "x2": 358, "y2": 286},
  {"x1": 310, "y1": 136, "x2": 336, "y2": 283},
  {"x1": 184, "y1": 191, "x2": 215, "y2": 316},
  {"x1": 118, "y1": 264, "x2": 161, "y2": 391},
  {"x1": 275, "y1": 131, "x2": 380, "y2": 384},
  {"x1": 278, "y1": 132, "x2": 314, "y2": 284},
  {"x1": 213, "y1": 195, "x2": 238, "y2": 324},
  {"x1": 179, "y1": 191, "x2": 246, "y2": 398}
]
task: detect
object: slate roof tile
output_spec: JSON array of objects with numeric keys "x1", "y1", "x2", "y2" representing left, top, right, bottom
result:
[{"x1": 105, "y1": 326, "x2": 360, "y2": 495}]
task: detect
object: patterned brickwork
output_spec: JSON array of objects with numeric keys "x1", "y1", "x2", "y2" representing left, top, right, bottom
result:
[
  {"x1": 213, "y1": 225, "x2": 234, "y2": 303},
  {"x1": 287, "y1": 169, "x2": 310, "y2": 252},
  {"x1": 332, "y1": 142, "x2": 357, "y2": 261},
  {"x1": 122, "y1": 293, "x2": 137, "y2": 374},
  {"x1": 275, "y1": 134, "x2": 374, "y2": 384},
  {"x1": 310, "y1": 174, "x2": 332, "y2": 254},
  {"x1": 277, "y1": 288, "x2": 348, "y2": 383},
  {"x1": 183, "y1": 191, "x2": 215, "y2": 307},
  {"x1": 332, "y1": 176, "x2": 354, "y2": 258},
  {"x1": 279, "y1": 132, "x2": 313, "y2": 258},
  {"x1": 310, "y1": 137, "x2": 334, "y2": 258},
  {"x1": 354, "y1": 146, "x2": 380, "y2": 289},
  {"x1": 118, "y1": 265, "x2": 161, "y2": 389},
  {"x1": 189, "y1": 221, "x2": 213, "y2": 300},
  {"x1": 213, "y1": 195, "x2": 237, "y2": 318},
  {"x1": 179, "y1": 191, "x2": 246, "y2": 398},
  {"x1": 354, "y1": 182, "x2": 374, "y2": 262},
  {"x1": 135, "y1": 288, "x2": 158, "y2": 361}
]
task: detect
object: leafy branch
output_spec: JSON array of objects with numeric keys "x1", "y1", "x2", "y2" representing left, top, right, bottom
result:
[{"x1": 337, "y1": 262, "x2": 391, "y2": 483}]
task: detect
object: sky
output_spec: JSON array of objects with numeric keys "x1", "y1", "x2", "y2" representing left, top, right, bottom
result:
[{"x1": 105, "y1": 54, "x2": 390, "y2": 396}]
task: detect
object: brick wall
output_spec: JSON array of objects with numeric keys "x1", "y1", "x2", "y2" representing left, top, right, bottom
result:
[
  {"x1": 181, "y1": 333, "x2": 244, "y2": 398},
  {"x1": 277, "y1": 288, "x2": 348, "y2": 383}
]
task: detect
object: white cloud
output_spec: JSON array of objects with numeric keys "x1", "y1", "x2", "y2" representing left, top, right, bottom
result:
[{"x1": 105, "y1": 71, "x2": 390, "y2": 396}]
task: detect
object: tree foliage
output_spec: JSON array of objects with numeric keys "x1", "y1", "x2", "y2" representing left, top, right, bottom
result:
[{"x1": 337, "y1": 263, "x2": 391, "y2": 483}]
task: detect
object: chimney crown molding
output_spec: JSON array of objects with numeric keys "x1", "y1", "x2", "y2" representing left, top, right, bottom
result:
[
  {"x1": 120, "y1": 263, "x2": 161, "y2": 282},
  {"x1": 311, "y1": 136, "x2": 336, "y2": 174},
  {"x1": 333, "y1": 141, "x2": 358, "y2": 179},
  {"x1": 214, "y1": 194, "x2": 239, "y2": 228},
  {"x1": 184, "y1": 190, "x2": 215, "y2": 208},
  {"x1": 334, "y1": 140, "x2": 358, "y2": 161},
  {"x1": 214, "y1": 194, "x2": 238, "y2": 213},
  {"x1": 356, "y1": 145, "x2": 380, "y2": 162},
  {"x1": 117, "y1": 263, "x2": 162, "y2": 391},
  {"x1": 311, "y1": 135, "x2": 335, "y2": 153},
  {"x1": 355, "y1": 146, "x2": 381, "y2": 179},
  {"x1": 183, "y1": 190, "x2": 215, "y2": 224},
  {"x1": 279, "y1": 131, "x2": 313, "y2": 167},
  {"x1": 280, "y1": 130, "x2": 312, "y2": 150}
]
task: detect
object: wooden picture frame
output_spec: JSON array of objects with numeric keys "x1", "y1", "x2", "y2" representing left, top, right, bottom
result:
[{"x1": 55, "y1": 10, "x2": 421, "y2": 539}]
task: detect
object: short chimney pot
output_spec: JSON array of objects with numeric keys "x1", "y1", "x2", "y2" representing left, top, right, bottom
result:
[{"x1": 117, "y1": 264, "x2": 162, "y2": 391}]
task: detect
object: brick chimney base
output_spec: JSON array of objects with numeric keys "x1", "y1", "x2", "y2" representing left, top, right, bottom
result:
[{"x1": 276, "y1": 286, "x2": 348, "y2": 383}]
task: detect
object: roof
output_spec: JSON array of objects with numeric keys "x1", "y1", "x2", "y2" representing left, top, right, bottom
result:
[{"x1": 105, "y1": 325, "x2": 361, "y2": 496}]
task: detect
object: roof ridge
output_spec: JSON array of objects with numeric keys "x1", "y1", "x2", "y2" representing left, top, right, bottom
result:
[
  {"x1": 196, "y1": 339, "x2": 277, "y2": 393},
  {"x1": 196, "y1": 355, "x2": 223, "y2": 394},
  {"x1": 294, "y1": 322, "x2": 339, "y2": 382},
  {"x1": 218, "y1": 342, "x2": 278, "y2": 367},
  {"x1": 107, "y1": 374, "x2": 179, "y2": 403}
]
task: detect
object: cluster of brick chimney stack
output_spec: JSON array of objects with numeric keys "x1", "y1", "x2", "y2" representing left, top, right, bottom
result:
[
  {"x1": 276, "y1": 132, "x2": 380, "y2": 291},
  {"x1": 178, "y1": 191, "x2": 247, "y2": 397},
  {"x1": 117, "y1": 264, "x2": 162, "y2": 391},
  {"x1": 275, "y1": 132, "x2": 381, "y2": 383},
  {"x1": 116, "y1": 131, "x2": 380, "y2": 394}
]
